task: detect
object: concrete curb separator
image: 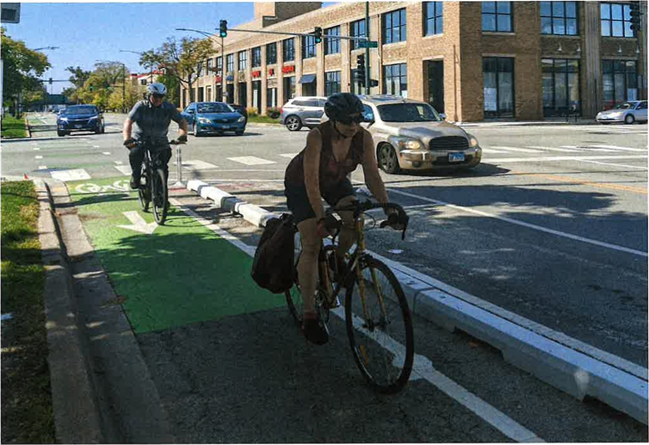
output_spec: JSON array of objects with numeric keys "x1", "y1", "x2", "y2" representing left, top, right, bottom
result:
[
  {"x1": 186, "y1": 179, "x2": 648, "y2": 425},
  {"x1": 36, "y1": 179, "x2": 103, "y2": 443}
]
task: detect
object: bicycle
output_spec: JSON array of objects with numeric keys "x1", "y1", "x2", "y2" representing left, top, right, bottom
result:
[
  {"x1": 133, "y1": 138, "x2": 184, "y2": 225},
  {"x1": 285, "y1": 200, "x2": 414, "y2": 394}
]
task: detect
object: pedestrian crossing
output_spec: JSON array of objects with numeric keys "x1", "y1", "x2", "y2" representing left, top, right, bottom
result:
[{"x1": 481, "y1": 144, "x2": 647, "y2": 156}]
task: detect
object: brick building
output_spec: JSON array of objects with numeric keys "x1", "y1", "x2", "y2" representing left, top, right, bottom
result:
[{"x1": 181, "y1": 1, "x2": 647, "y2": 122}]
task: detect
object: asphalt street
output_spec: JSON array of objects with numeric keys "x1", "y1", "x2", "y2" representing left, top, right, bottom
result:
[{"x1": 3, "y1": 112, "x2": 647, "y2": 441}]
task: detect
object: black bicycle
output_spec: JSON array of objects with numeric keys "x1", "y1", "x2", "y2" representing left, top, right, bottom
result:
[
  {"x1": 133, "y1": 138, "x2": 184, "y2": 225},
  {"x1": 285, "y1": 200, "x2": 414, "y2": 394}
]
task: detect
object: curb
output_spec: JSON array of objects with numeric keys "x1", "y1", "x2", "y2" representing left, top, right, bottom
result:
[
  {"x1": 35, "y1": 179, "x2": 103, "y2": 443},
  {"x1": 185, "y1": 179, "x2": 648, "y2": 425},
  {"x1": 457, "y1": 120, "x2": 599, "y2": 128}
]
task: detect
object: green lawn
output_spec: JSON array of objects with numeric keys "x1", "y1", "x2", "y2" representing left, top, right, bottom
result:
[
  {"x1": 1, "y1": 181, "x2": 55, "y2": 443},
  {"x1": 1, "y1": 115, "x2": 28, "y2": 139},
  {"x1": 248, "y1": 115, "x2": 281, "y2": 125}
]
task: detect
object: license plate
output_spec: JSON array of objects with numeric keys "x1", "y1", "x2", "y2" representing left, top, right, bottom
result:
[
  {"x1": 221, "y1": 125, "x2": 230, "y2": 129},
  {"x1": 449, "y1": 152, "x2": 465, "y2": 163},
  {"x1": 75, "y1": 124, "x2": 83, "y2": 128}
]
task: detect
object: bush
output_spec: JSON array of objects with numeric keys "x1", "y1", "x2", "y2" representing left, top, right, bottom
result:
[
  {"x1": 267, "y1": 108, "x2": 281, "y2": 119},
  {"x1": 246, "y1": 107, "x2": 258, "y2": 117}
]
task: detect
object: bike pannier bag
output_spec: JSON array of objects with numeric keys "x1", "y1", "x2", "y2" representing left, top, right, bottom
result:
[{"x1": 251, "y1": 213, "x2": 297, "y2": 293}]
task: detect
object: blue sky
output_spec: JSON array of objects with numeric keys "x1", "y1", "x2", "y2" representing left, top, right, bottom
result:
[{"x1": 3, "y1": 2, "x2": 260, "y2": 93}]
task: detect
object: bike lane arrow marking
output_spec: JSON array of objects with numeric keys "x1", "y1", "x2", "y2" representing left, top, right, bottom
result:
[{"x1": 117, "y1": 211, "x2": 158, "y2": 235}]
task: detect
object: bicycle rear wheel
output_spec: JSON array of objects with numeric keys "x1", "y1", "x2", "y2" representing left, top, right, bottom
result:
[
  {"x1": 345, "y1": 256, "x2": 414, "y2": 394},
  {"x1": 152, "y1": 168, "x2": 168, "y2": 224}
]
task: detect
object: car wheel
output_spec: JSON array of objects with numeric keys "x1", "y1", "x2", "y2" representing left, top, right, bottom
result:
[
  {"x1": 378, "y1": 144, "x2": 400, "y2": 174},
  {"x1": 235, "y1": 130, "x2": 244, "y2": 136},
  {"x1": 193, "y1": 124, "x2": 201, "y2": 137},
  {"x1": 285, "y1": 115, "x2": 302, "y2": 132},
  {"x1": 57, "y1": 130, "x2": 65, "y2": 137},
  {"x1": 624, "y1": 114, "x2": 635, "y2": 124},
  {"x1": 100, "y1": 124, "x2": 105, "y2": 134}
]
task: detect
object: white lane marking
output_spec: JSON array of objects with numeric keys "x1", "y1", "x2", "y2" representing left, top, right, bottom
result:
[
  {"x1": 578, "y1": 159, "x2": 649, "y2": 170},
  {"x1": 182, "y1": 160, "x2": 218, "y2": 170},
  {"x1": 490, "y1": 146, "x2": 542, "y2": 153},
  {"x1": 33, "y1": 147, "x2": 40, "y2": 151},
  {"x1": 171, "y1": 198, "x2": 545, "y2": 443},
  {"x1": 38, "y1": 166, "x2": 48, "y2": 170},
  {"x1": 102, "y1": 152, "x2": 111, "y2": 155},
  {"x1": 490, "y1": 155, "x2": 648, "y2": 164},
  {"x1": 561, "y1": 145, "x2": 615, "y2": 153},
  {"x1": 385, "y1": 188, "x2": 648, "y2": 258},
  {"x1": 35, "y1": 155, "x2": 43, "y2": 159},
  {"x1": 590, "y1": 144, "x2": 648, "y2": 152},
  {"x1": 227, "y1": 156, "x2": 277, "y2": 165},
  {"x1": 115, "y1": 165, "x2": 132, "y2": 176},
  {"x1": 50, "y1": 169, "x2": 91, "y2": 182},
  {"x1": 527, "y1": 145, "x2": 580, "y2": 153},
  {"x1": 481, "y1": 148, "x2": 510, "y2": 154},
  {"x1": 93, "y1": 145, "x2": 100, "y2": 148},
  {"x1": 114, "y1": 161, "x2": 123, "y2": 165},
  {"x1": 279, "y1": 153, "x2": 300, "y2": 158}
]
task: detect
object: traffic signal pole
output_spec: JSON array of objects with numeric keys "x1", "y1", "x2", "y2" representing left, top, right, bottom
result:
[{"x1": 365, "y1": 1, "x2": 370, "y2": 95}]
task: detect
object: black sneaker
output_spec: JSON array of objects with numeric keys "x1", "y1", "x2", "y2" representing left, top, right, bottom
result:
[
  {"x1": 301, "y1": 316, "x2": 329, "y2": 345},
  {"x1": 130, "y1": 176, "x2": 140, "y2": 189}
]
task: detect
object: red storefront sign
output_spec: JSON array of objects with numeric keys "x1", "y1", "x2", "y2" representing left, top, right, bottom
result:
[
  {"x1": 268, "y1": 68, "x2": 275, "y2": 76},
  {"x1": 282, "y1": 65, "x2": 295, "y2": 74},
  {"x1": 215, "y1": 76, "x2": 222, "y2": 83},
  {"x1": 252, "y1": 70, "x2": 262, "y2": 78}
]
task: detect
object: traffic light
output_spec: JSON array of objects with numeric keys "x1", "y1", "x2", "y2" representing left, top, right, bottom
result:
[
  {"x1": 630, "y1": 1, "x2": 642, "y2": 34},
  {"x1": 219, "y1": 20, "x2": 228, "y2": 38},
  {"x1": 314, "y1": 27, "x2": 323, "y2": 44},
  {"x1": 89, "y1": 85, "x2": 94, "y2": 92},
  {"x1": 48, "y1": 78, "x2": 53, "y2": 85},
  {"x1": 356, "y1": 54, "x2": 366, "y2": 87}
]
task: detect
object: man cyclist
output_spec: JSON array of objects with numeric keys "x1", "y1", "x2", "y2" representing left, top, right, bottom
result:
[
  {"x1": 123, "y1": 83, "x2": 189, "y2": 189},
  {"x1": 284, "y1": 93, "x2": 405, "y2": 345}
]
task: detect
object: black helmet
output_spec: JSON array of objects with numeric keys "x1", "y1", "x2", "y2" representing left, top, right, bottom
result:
[{"x1": 324, "y1": 93, "x2": 364, "y2": 122}]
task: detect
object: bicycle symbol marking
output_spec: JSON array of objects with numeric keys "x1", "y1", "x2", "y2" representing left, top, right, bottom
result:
[{"x1": 75, "y1": 180, "x2": 129, "y2": 194}]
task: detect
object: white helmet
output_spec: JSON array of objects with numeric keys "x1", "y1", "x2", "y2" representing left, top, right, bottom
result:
[{"x1": 147, "y1": 83, "x2": 167, "y2": 96}]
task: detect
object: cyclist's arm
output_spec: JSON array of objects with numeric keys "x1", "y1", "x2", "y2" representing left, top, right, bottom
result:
[
  {"x1": 303, "y1": 128, "x2": 326, "y2": 221},
  {"x1": 360, "y1": 130, "x2": 391, "y2": 207},
  {"x1": 170, "y1": 105, "x2": 188, "y2": 139},
  {"x1": 123, "y1": 118, "x2": 134, "y2": 142}
]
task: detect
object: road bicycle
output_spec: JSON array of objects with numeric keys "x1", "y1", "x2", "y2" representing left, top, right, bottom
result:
[
  {"x1": 285, "y1": 200, "x2": 414, "y2": 394},
  {"x1": 134, "y1": 138, "x2": 184, "y2": 225}
]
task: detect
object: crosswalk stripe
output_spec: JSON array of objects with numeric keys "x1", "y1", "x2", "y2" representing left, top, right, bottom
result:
[
  {"x1": 33, "y1": 147, "x2": 40, "y2": 151},
  {"x1": 590, "y1": 144, "x2": 647, "y2": 152},
  {"x1": 102, "y1": 152, "x2": 111, "y2": 155},
  {"x1": 35, "y1": 155, "x2": 43, "y2": 159},
  {"x1": 227, "y1": 156, "x2": 276, "y2": 165},
  {"x1": 490, "y1": 155, "x2": 648, "y2": 164},
  {"x1": 560, "y1": 145, "x2": 616, "y2": 152},
  {"x1": 182, "y1": 160, "x2": 218, "y2": 170},
  {"x1": 50, "y1": 169, "x2": 91, "y2": 181},
  {"x1": 490, "y1": 146, "x2": 542, "y2": 153},
  {"x1": 38, "y1": 166, "x2": 48, "y2": 170},
  {"x1": 527, "y1": 145, "x2": 580, "y2": 153},
  {"x1": 279, "y1": 153, "x2": 300, "y2": 158},
  {"x1": 115, "y1": 165, "x2": 132, "y2": 176},
  {"x1": 481, "y1": 148, "x2": 510, "y2": 154}
]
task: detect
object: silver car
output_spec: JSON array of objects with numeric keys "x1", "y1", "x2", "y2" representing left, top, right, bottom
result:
[
  {"x1": 358, "y1": 95, "x2": 482, "y2": 174},
  {"x1": 280, "y1": 96, "x2": 327, "y2": 131},
  {"x1": 596, "y1": 100, "x2": 648, "y2": 124}
]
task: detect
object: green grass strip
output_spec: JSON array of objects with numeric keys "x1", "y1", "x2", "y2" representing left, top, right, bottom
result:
[
  {"x1": 1, "y1": 115, "x2": 28, "y2": 139},
  {"x1": 1, "y1": 181, "x2": 55, "y2": 443}
]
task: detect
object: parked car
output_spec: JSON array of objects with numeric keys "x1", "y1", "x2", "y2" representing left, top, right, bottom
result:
[
  {"x1": 56, "y1": 105, "x2": 104, "y2": 137},
  {"x1": 280, "y1": 96, "x2": 327, "y2": 131},
  {"x1": 356, "y1": 95, "x2": 481, "y2": 174},
  {"x1": 181, "y1": 102, "x2": 246, "y2": 136},
  {"x1": 596, "y1": 100, "x2": 648, "y2": 124}
]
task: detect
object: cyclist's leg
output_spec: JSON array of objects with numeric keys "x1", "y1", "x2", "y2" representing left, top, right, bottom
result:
[
  {"x1": 326, "y1": 179, "x2": 357, "y2": 260},
  {"x1": 296, "y1": 218, "x2": 320, "y2": 314},
  {"x1": 128, "y1": 144, "x2": 144, "y2": 185},
  {"x1": 158, "y1": 147, "x2": 172, "y2": 182}
]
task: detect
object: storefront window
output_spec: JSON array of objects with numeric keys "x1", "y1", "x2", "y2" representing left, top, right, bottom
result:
[
  {"x1": 483, "y1": 57, "x2": 514, "y2": 117},
  {"x1": 383, "y1": 63, "x2": 408, "y2": 97},
  {"x1": 542, "y1": 58, "x2": 581, "y2": 116},
  {"x1": 602, "y1": 60, "x2": 637, "y2": 108},
  {"x1": 283, "y1": 76, "x2": 296, "y2": 100}
]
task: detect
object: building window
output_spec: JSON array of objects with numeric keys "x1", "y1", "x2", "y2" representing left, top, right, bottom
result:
[
  {"x1": 325, "y1": 26, "x2": 340, "y2": 55},
  {"x1": 483, "y1": 57, "x2": 514, "y2": 117},
  {"x1": 325, "y1": 71, "x2": 341, "y2": 96},
  {"x1": 283, "y1": 38, "x2": 295, "y2": 62},
  {"x1": 424, "y1": 2, "x2": 443, "y2": 36},
  {"x1": 383, "y1": 63, "x2": 408, "y2": 97},
  {"x1": 217, "y1": 57, "x2": 223, "y2": 75},
  {"x1": 238, "y1": 51, "x2": 247, "y2": 71},
  {"x1": 601, "y1": 3, "x2": 634, "y2": 37},
  {"x1": 267, "y1": 88, "x2": 277, "y2": 108},
  {"x1": 542, "y1": 59, "x2": 580, "y2": 116},
  {"x1": 197, "y1": 61, "x2": 204, "y2": 77},
  {"x1": 602, "y1": 60, "x2": 637, "y2": 108},
  {"x1": 267, "y1": 43, "x2": 277, "y2": 65},
  {"x1": 226, "y1": 54, "x2": 234, "y2": 73},
  {"x1": 541, "y1": 2, "x2": 578, "y2": 35},
  {"x1": 207, "y1": 58, "x2": 214, "y2": 74},
  {"x1": 383, "y1": 8, "x2": 407, "y2": 44},
  {"x1": 283, "y1": 76, "x2": 296, "y2": 100},
  {"x1": 350, "y1": 18, "x2": 366, "y2": 50},
  {"x1": 252, "y1": 47, "x2": 262, "y2": 68},
  {"x1": 482, "y1": 2, "x2": 513, "y2": 32},
  {"x1": 303, "y1": 35, "x2": 316, "y2": 59},
  {"x1": 140, "y1": 79, "x2": 147, "y2": 86}
]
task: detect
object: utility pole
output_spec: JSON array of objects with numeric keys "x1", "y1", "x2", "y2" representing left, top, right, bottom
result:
[{"x1": 365, "y1": 2, "x2": 370, "y2": 95}]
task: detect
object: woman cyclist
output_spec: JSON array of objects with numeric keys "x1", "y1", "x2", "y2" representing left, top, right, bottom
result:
[{"x1": 284, "y1": 93, "x2": 403, "y2": 345}]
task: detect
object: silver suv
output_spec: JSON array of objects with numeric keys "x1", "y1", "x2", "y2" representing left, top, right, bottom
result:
[
  {"x1": 359, "y1": 95, "x2": 482, "y2": 173},
  {"x1": 280, "y1": 96, "x2": 327, "y2": 131}
]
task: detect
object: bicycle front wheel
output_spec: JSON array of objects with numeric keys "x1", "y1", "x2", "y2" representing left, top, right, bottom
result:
[
  {"x1": 152, "y1": 168, "x2": 168, "y2": 225},
  {"x1": 345, "y1": 256, "x2": 414, "y2": 394},
  {"x1": 138, "y1": 168, "x2": 150, "y2": 212}
]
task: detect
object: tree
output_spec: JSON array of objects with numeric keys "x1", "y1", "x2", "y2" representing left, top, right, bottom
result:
[
  {"x1": 141, "y1": 36, "x2": 213, "y2": 104},
  {"x1": 1, "y1": 27, "x2": 50, "y2": 115},
  {"x1": 62, "y1": 66, "x2": 91, "y2": 103}
]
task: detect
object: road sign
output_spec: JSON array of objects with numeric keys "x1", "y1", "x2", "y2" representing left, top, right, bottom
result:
[{"x1": 358, "y1": 40, "x2": 378, "y2": 49}]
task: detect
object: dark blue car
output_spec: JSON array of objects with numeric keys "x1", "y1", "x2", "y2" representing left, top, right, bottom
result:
[
  {"x1": 57, "y1": 105, "x2": 105, "y2": 137},
  {"x1": 182, "y1": 102, "x2": 246, "y2": 137}
]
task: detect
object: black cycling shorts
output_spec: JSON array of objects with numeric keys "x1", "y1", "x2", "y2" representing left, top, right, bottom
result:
[{"x1": 285, "y1": 179, "x2": 355, "y2": 225}]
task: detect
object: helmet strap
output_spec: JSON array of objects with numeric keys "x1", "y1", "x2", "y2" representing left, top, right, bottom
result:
[{"x1": 332, "y1": 120, "x2": 352, "y2": 140}]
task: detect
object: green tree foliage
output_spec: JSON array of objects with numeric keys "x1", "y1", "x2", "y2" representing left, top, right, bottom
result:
[
  {"x1": 61, "y1": 66, "x2": 91, "y2": 103},
  {"x1": 1, "y1": 27, "x2": 50, "y2": 114},
  {"x1": 140, "y1": 37, "x2": 213, "y2": 103}
]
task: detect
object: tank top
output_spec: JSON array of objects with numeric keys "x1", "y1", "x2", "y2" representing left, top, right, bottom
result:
[{"x1": 284, "y1": 120, "x2": 365, "y2": 191}]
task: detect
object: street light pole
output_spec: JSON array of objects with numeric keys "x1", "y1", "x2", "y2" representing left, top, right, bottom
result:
[{"x1": 33, "y1": 46, "x2": 59, "y2": 111}]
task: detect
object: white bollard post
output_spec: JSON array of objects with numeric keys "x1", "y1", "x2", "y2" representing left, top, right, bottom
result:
[{"x1": 173, "y1": 144, "x2": 184, "y2": 187}]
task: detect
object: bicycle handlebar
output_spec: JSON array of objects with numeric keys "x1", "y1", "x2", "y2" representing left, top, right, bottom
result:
[{"x1": 328, "y1": 200, "x2": 409, "y2": 240}]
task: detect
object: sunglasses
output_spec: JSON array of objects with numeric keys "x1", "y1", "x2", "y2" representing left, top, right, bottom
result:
[
  {"x1": 152, "y1": 94, "x2": 165, "y2": 99},
  {"x1": 337, "y1": 115, "x2": 364, "y2": 125}
]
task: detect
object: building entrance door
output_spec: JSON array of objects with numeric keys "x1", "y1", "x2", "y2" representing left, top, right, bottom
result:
[
  {"x1": 427, "y1": 61, "x2": 444, "y2": 114},
  {"x1": 252, "y1": 81, "x2": 262, "y2": 111}
]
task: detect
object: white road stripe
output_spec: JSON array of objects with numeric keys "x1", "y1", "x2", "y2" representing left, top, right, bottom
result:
[
  {"x1": 561, "y1": 145, "x2": 615, "y2": 153},
  {"x1": 35, "y1": 155, "x2": 43, "y2": 159},
  {"x1": 228, "y1": 156, "x2": 276, "y2": 165},
  {"x1": 102, "y1": 152, "x2": 111, "y2": 155},
  {"x1": 115, "y1": 166, "x2": 132, "y2": 176},
  {"x1": 50, "y1": 169, "x2": 91, "y2": 182},
  {"x1": 590, "y1": 144, "x2": 647, "y2": 152},
  {"x1": 527, "y1": 145, "x2": 580, "y2": 153},
  {"x1": 182, "y1": 160, "x2": 218, "y2": 170},
  {"x1": 578, "y1": 159, "x2": 649, "y2": 170},
  {"x1": 172, "y1": 198, "x2": 545, "y2": 443},
  {"x1": 114, "y1": 161, "x2": 123, "y2": 165},
  {"x1": 279, "y1": 153, "x2": 300, "y2": 158},
  {"x1": 481, "y1": 148, "x2": 510, "y2": 154},
  {"x1": 490, "y1": 155, "x2": 648, "y2": 164},
  {"x1": 33, "y1": 147, "x2": 40, "y2": 151},
  {"x1": 386, "y1": 188, "x2": 648, "y2": 257},
  {"x1": 490, "y1": 146, "x2": 542, "y2": 153},
  {"x1": 93, "y1": 145, "x2": 100, "y2": 148},
  {"x1": 38, "y1": 166, "x2": 48, "y2": 170}
]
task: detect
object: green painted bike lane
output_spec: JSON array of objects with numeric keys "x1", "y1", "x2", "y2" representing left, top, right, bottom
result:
[{"x1": 68, "y1": 177, "x2": 284, "y2": 334}]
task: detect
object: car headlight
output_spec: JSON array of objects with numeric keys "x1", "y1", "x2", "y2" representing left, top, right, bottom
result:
[
  {"x1": 389, "y1": 136, "x2": 424, "y2": 150},
  {"x1": 198, "y1": 117, "x2": 211, "y2": 124},
  {"x1": 237, "y1": 116, "x2": 245, "y2": 123},
  {"x1": 89, "y1": 116, "x2": 98, "y2": 121},
  {"x1": 58, "y1": 117, "x2": 68, "y2": 122},
  {"x1": 469, "y1": 136, "x2": 479, "y2": 148}
]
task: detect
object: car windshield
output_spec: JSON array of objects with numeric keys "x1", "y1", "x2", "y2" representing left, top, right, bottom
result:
[
  {"x1": 377, "y1": 103, "x2": 441, "y2": 122},
  {"x1": 614, "y1": 102, "x2": 635, "y2": 109},
  {"x1": 63, "y1": 106, "x2": 97, "y2": 116},
  {"x1": 197, "y1": 103, "x2": 232, "y2": 113}
]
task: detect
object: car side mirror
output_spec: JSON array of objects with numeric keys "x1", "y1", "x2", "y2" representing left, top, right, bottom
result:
[
  {"x1": 439, "y1": 113, "x2": 446, "y2": 120},
  {"x1": 188, "y1": 109, "x2": 195, "y2": 114},
  {"x1": 363, "y1": 113, "x2": 375, "y2": 124}
]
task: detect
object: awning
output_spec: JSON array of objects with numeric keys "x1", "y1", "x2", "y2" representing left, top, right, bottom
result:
[{"x1": 299, "y1": 74, "x2": 316, "y2": 84}]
